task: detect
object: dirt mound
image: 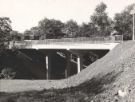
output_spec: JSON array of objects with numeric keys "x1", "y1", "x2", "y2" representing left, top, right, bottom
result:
[
  {"x1": 64, "y1": 40, "x2": 135, "y2": 101},
  {"x1": 1, "y1": 41, "x2": 135, "y2": 101},
  {"x1": 60, "y1": 41, "x2": 135, "y2": 86},
  {"x1": 60, "y1": 41, "x2": 135, "y2": 101}
]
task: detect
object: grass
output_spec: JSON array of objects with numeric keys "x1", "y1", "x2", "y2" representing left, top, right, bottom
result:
[{"x1": 0, "y1": 71, "x2": 122, "y2": 102}]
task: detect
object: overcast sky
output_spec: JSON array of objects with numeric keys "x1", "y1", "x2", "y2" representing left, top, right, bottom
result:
[{"x1": 0, "y1": 0, "x2": 134, "y2": 32}]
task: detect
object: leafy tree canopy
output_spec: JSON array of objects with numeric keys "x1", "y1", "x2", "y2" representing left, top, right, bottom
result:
[
  {"x1": 24, "y1": 27, "x2": 41, "y2": 40},
  {"x1": 95, "y1": 2, "x2": 107, "y2": 13},
  {"x1": 62, "y1": 20, "x2": 79, "y2": 38},
  {"x1": 0, "y1": 17, "x2": 12, "y2": 49},
  {"x1": 91, "y1": 2, "x2": 112, "y2": 36},
  {"x1": 79, "y1": 23, "x2": 97, "y2": 37},
  {"x1": 10, "y1": 31, "x2": 22, "y2": 41},
  {"x1": 114, "y1": 4, "x2": 135, "y2": 40},
  {"x1": 38, "y1": 18, "x2": 64, "y2": 39}
]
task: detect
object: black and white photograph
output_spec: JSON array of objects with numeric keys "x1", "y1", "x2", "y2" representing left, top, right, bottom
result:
[{"x1": 0, "y1": 0, "x2": 135, "y2": 101}]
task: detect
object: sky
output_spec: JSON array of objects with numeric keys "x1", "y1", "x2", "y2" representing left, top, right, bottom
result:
[{"x1": 0, "y1": 0, "x2": 135, "y2": 33}]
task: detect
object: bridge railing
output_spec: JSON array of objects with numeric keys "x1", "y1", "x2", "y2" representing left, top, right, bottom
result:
[
  {"x1": 33, "y1": 35, "x2": 123, "y2": 44},
  {"x1": 9, "y1": 35, "x2": 123, "y2": 49}
]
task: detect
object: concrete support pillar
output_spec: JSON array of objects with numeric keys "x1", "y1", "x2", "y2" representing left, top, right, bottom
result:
[
  {"x1": 65, "y1": 53, "x2": 71, "y2": 78},
  {"x1": 77, "y1": 55, "x2": 83, "y2": 73},
  {"x1": 45, "y1": 55, "x2": 52, "y2": 79}
]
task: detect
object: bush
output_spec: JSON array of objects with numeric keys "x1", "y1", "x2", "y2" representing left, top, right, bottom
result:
[{"x1": 0, "y1": 67, "x2": 16, "y2": 79}]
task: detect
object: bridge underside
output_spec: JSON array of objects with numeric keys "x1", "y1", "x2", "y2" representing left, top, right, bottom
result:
[
  {"x1": 0, "y1": 49, "x2": 109, "y2": 79},
  {"x1": 5, "y1": 42, "x2": 119, "y2": 79},
  {"x1": 39, "y1": 49, "x2": 109, "y2": 79}
]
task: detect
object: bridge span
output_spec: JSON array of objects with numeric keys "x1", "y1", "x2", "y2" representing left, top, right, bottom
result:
[{"x1": 9, "y1": 37, "x2": 121, "y2": 79}]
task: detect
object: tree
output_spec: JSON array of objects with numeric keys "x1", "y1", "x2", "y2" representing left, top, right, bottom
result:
[
  {"x1": 30, "y1": 27, "x2": 41, "y2": 39},
  {"x1": 114, "y1": 4, "x2": 135, "y2": 40},
  {"x1": 24, "y1": 27, "x2": 41, "y2": 40},
  {"x1": 91, "y1": 2, "x2": 112, "y2": 36},
  {"x1": 62, "y1": 20, "x2": 79, "y2": 38},
  {"x1": 24, "y1": 30, "x2": 32, "y2": 40},
  {"x1": 10, "y1": 31, "x2": 22, "y2": 41},
  {"x1": 38, "y1": 18, "x2": 64, "y2": 39},
  {"x1": 79, "y1": 23, "x2": 97, "y2": 37},
  {"x1": 0, "y1": 17, "x2": 12, "y2": 49}
]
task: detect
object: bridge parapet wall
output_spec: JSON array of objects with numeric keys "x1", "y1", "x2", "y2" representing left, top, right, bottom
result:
[{"x1": 29, "y1": 35, "x2": 123, "y2": 44}]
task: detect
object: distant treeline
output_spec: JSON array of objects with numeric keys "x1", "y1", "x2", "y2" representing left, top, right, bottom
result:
[{"x1": 0, "y1": 2, "x2": 135, "y2": 46}]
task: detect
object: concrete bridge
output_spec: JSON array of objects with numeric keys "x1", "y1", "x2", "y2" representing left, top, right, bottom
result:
[{"x1": 9, "y1": 37, "x2": 122, "y2": 79}]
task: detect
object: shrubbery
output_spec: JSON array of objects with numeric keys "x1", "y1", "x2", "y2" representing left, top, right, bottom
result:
[{"x1": 0, "y1": 67, "x2": 16, "y2": 79}]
